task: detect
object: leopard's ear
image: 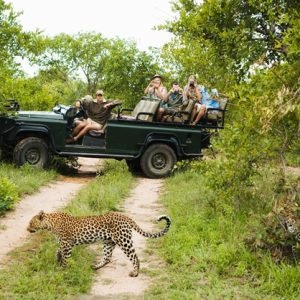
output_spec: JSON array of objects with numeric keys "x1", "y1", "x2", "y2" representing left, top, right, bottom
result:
[{"x1": 38, "y1": 210, "x2": 45, "y2": 220}]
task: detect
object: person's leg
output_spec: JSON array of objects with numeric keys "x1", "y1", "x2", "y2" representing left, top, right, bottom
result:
[
  {"x1": 73, "y1": 121, "x2": 103, "y2": 141},
  {"x1": 190, "y1": 106, "x2": 198, "y2": 123},
  {"x1": 192, "y1": 105, "x2": 206, "y2": 125},
  {"x1": 156, "y1": 107, "x2": 166, "y2": 122},
  {"x1": 72, "y1": 120, "x2": 87, "y2": 136}
]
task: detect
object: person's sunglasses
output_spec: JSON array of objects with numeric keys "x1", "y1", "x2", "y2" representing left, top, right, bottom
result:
[{"x1": 97, "y1": 94, "x2": 103, "y2": 96}]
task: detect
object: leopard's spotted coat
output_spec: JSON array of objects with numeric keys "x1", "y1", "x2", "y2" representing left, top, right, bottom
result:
[{"x1": 27, "y1": 211, "x2": 171, "y2": 277}]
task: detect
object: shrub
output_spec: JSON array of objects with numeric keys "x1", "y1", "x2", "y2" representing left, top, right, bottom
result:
[{"x1": 0, "y1": 177, "x2": 19, "y2": 215}]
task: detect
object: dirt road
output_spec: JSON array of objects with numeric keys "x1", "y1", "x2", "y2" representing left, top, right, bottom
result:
[
  {"x1": 0, "y1": 159, "x2": 166, "y2": 298},
  {"x1": 88, "y1": 178, "x2": 165, "y2": 298}
]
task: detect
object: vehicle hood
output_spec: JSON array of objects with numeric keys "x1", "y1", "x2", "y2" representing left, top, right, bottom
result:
[{"x1": 17, "y1": 111, "x2": 64, "y2": 120}]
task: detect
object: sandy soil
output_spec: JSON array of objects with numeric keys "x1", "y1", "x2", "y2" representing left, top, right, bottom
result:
[{"x1": 0, "y1": 159, "x2": 166, "y2": 299}]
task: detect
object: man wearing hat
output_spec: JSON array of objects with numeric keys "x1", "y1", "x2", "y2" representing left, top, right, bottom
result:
[
  {"x1": 156, "y1": 81, "x2": 184, "y2": 121},
  {"x1": 68, "y1": 90, "x2": 119, "y2": 143},
  {"x1": 144, "y1": 74, "x2": 167, "y2": 101}
]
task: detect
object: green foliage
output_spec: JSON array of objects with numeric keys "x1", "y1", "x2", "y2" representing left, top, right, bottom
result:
[
  {"x1": 162, "y1": 0, "x2": 300, "y2": 82},
  {"x1": 0, "y1": 177, "x2": 18, "y2": 214},
  {"x1": 0, "y1": 0, "x2": 25, "y2": 71},
  {"x1": 0, "y1": 4, "x2": 166, "y2": 111},
  {"x1": 0, "y1": 162, "x2": 57, "y2": 203},
  {"x1": 246, "y1": 179, "x2": 300, "y2": 263},
  {"x1": 32, "y1": 33, "x2": 162, "y2": 107}
]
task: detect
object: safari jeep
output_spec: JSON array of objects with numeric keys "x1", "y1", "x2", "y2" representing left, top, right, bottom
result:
[{"x1": 0, "y1": 97, "x2": 227, "y2": 178}]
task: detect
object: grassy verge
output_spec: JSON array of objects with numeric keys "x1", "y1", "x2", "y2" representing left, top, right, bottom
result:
[
  {"x1": 145, "y1": 167, "x2": 300, "y2": 299},
  {"x1": 0, "y1": 160, "x2": 135, "y2": 299},
  {"x1": 0, "y1": 162, "x2": 57, "y2": 196}
]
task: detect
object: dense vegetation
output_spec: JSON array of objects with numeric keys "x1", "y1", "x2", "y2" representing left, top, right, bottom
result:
[
  {"x1": 145, "y1": 165, "x2": 299, "y2": 299},
  {"x1": 0, "y1": 0, "x2": 299, "y2": 298},
  {"x1": 0, "y1": 163, "x2": 56, "y2": 214}
]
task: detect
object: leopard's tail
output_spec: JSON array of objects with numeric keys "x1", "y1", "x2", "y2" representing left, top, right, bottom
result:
[{"x1": 133, "y1": 215, "x2": 171, "y2": 238}]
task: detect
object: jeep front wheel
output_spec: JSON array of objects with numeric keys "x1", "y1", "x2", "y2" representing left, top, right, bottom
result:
[
  {"x1": 140, "y1": 144, "x2": 177, "y2": 178},
  {"x1": 13, "y1": 137, "x2": 49, "y2": 168}
]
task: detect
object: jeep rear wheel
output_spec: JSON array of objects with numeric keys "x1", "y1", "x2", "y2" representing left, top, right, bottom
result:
[
  {"x1": 140, "y1": 144, "x2": 177, "y2": 178},
  {"x1": 13, "y1": 137, "x2": 49, "y2": 168}
]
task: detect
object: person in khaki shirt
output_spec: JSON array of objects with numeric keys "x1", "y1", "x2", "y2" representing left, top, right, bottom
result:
[{"x1": 68, "y1": 90, "x2": 118, "y2": 143}]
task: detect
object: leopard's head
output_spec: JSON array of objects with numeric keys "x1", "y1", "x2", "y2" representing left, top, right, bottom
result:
[{"x1": 27, "y1": 210, "x2": 47, "y2": 233}]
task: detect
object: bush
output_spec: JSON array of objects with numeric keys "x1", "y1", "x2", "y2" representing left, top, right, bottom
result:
[{"x1": 0, "y1": 177, "x2": 19, "y2": 215}]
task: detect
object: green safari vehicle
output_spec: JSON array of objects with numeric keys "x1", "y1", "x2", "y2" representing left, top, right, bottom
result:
[{"x1": 0, "y1": 98, "x2": 227, "y2": 178}]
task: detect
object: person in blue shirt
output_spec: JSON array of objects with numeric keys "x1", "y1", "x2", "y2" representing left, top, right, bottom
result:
[{"x1": 192, "y1": 86, "x2": 220, "y2": 125}]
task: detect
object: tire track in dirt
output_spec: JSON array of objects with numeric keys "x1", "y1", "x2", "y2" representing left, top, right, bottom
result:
[
  {"x1": 0, "y1": 158, "x2": 101, "y2": 267},
  {"x1": 85, "y1": 177, "x2": 165, "y2": 299}
]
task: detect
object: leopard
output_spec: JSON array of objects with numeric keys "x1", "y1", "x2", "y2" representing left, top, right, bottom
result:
[{"x1": 27, "y1": 210, "x2": 171, "y2": 277}]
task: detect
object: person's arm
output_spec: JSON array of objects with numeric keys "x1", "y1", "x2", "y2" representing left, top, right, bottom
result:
[
  {"x1": 144, "y1": 81, "x2": 154, "y2": 94},
  {"x1": 156, "y1": 86, "x2": 168, "y2": 101},
  {"x1": 182, "y1": 85, "x2": 189, "y2": 101},
  {"x1": 103, "y1": 99, "x2": 122, "y2": 109},
  {"x1": 165, "y1": 89, "x2": 174, "y2": 103},
  {"x1": 195, "y1": 87, "x2": 201, "y2": 101}
]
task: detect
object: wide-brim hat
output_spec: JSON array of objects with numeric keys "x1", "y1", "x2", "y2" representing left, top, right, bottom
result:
[{"x1": 151, "y1": 74, "x2": 163, "y2": 81}]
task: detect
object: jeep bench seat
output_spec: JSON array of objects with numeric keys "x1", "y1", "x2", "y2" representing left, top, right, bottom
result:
[
  {"x1": 205, "y1": 98, "x2": 228, "y2": 121},
  {"x1": 87, "y1": 98, "x2": 161, "y2": 138},
  {"x1": 119, "y1": 97, "x2": 161, "y2": 122},
  {"x1": 162, "y1": 99, "x2": 196, "y2": 124},
  {"x1": 162, "y1": 98, "x2": 228, "y2": 127}
]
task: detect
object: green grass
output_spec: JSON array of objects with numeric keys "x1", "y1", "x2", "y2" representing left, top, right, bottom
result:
[
  {"x1": 0, "y1": 160, "x2": 136, "y2": 299},
  {"x1": 0, "y1": 162, "x2": 57, "y2": 215},
  {"x1": 145, "y1": 168, "x2": 300, "y2": 299},
  {"x1": 0, "y1": 162, "x2": 57, "y2": 196}
]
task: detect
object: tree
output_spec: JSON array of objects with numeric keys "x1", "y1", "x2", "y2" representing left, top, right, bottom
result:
[
  {"x1": 161, "y1": 0, "x2": 300, "y2": 82},
  {"x1": 0, "y1": 0, "x2": 41, "y2": 111},
  {"x1": 33, "y1": 33, "x2": 161, "y2": 105}
]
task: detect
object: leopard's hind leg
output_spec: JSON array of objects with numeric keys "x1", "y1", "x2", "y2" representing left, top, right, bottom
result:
[
  {"x1": 117, "y1": 239, "x2": 140, "y2": 277},
  {"x1": 93, "y1": 239, "x2": 116, "y2": 270}
]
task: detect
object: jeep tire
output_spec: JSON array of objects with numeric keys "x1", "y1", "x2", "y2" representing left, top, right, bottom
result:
[
  {"x1": 13, "y1": 137, "x2": 49, "y2": 168},
  {"x1": 140, "y1": 143, "x2": 177, "y2": 178}
]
